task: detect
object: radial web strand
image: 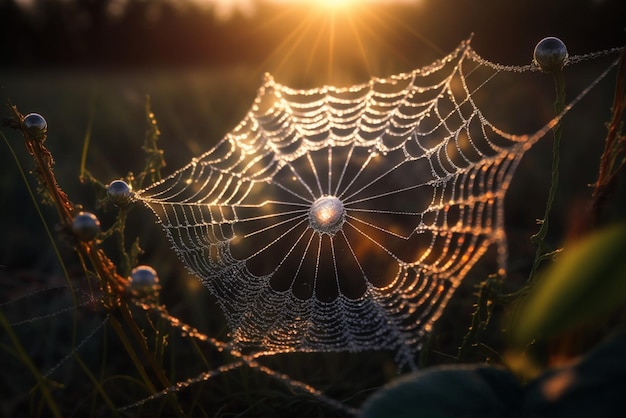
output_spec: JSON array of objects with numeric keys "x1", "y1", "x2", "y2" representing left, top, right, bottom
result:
[{"x1": 136, "y1": 38, "x2": 620, "y2": 368}]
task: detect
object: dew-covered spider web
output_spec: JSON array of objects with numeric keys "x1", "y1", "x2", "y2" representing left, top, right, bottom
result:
[{"x1": 136, "y1": 38, "x2": 620, "y2": 371}]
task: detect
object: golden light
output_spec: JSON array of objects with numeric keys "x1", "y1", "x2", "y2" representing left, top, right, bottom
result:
[
  {"x1": 315, "y1": 0, "x2": 359, "y2": 10},
  {"x1": 271, "y1": 0, "x2": 360, "y2": 10},
  {"x1": 309, "y1": 196, "x2": 345, "y2": 233},
  {"x1": 245, "y1": 0, "x2": 434, "y2": 88},
  {"x1": 256, "y1": 0, "x2": 373, "y2": 85},
  {"x1": 317, "y1": 206, "x2": 335, "y2": 224}
]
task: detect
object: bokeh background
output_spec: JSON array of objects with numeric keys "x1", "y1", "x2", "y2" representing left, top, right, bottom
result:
[{"x1": 0, "y1": 0, "x2": 625, "y2": 416}]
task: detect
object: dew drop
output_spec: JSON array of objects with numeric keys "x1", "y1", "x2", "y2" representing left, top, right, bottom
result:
[
  {"x1": 107, "y1": 180, "x2": 133, "y2": 206},
  {"x1": 533, "y1": 37, "x2": 568, "y2": 73},
  {"x1": 71, "y1": 212, "x2": 101, "y2": 242},
  {"x1": 308, "y1": 195, "x2": 345, "y2": 236},
  {"x1": 129, "y1": 265, "x2": 160, "y2": 298},
  {"x1": 23, "y1": 113, "x2": 48, "y2": 141}
]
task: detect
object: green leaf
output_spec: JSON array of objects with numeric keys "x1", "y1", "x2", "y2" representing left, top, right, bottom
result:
[
  {"x1": 360, "y1": 365, "x2": 522, "y2": 418},
  {"x1": 514, "y1": 223, "x2": 626, "y2": 344}
]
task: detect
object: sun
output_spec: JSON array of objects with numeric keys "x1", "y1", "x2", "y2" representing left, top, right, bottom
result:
[
  {"x1": 316, "y1": 0, "x2": 358, "y2": 9},
  {"x1": 270, "y1": 0, "x2": 361, "y2": 12},
  {"x1": 255, "y1": 0, "x2": 436, "y2": 87}
]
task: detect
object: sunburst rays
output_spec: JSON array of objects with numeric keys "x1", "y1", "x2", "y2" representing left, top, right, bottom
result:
[{"x1": 251, "y1": 1, "x2": 438, "y2": 86}]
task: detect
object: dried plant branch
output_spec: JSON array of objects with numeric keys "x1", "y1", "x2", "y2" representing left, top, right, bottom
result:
[
  {"x1": 591, "y1": 47, "x2": 626, "y2": 223},
  {"x1": 9, "y1": 106, "x2": 185, "y2": 416}
]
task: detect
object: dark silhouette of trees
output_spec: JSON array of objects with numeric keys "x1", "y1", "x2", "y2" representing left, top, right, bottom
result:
[{"x1": 0, "y1": 0, "x2": 623, "y2": 70}]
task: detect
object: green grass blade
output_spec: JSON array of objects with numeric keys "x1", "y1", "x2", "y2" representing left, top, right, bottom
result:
[
  {"x1": 73, "y1": 349, "x2": 120, "y2": 417},
  {"x1": 1, "y1": 131, "x2": 74, "y2": 295},
  {"x1": 79, "y1": 96, "x2": 97, "y2": 182},
  {"x1": 515, "y1": 223, "x2": 626, "y2": 344},
  {"x1": 0, "y1": 310, "x2": 63, "y2": 418}
]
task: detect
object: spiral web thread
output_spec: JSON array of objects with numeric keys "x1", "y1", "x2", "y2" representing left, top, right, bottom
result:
[{"x1": 136, "y1": 38, "x2": 620, "y2": 372}]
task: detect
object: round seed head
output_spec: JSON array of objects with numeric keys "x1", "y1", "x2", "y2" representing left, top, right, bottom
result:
[
  {"x1": 23, "y1": 113, "x2": 48, "y2": 141},
  {"x1": 107, "y1": 180, "x2": 133, "y2": 206},
  {"x1": 129, "y1": 265, "x2": 160, "y2": 296},
  {"x1": 71, "y1": 211, "x2": 101, "y2": 242},
  {"x1": 533, "y1": 37, "x2": 568, "y2": 73}
]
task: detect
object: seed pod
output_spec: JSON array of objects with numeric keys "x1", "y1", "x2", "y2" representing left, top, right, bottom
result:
[
  {"x1": 107, "y1": 180, "x2": 133, "y2": 206},
  {"x1": 71, "y1": 212, "x2": 101, "y2": 242},
  {"x1": 533, "y1": 37, "x2": 568, "y2": 73},
  {"x1": 23, "y1": 113, "x2": 48, "y2": 141}
]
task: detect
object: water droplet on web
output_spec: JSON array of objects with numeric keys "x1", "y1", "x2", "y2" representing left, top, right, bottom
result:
[{"x1": 308, "y1": 195, "x2": 345, "y2": 235}]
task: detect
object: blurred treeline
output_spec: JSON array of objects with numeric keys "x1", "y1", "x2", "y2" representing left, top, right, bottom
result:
[{"x1": 0, "y1": 0, "x2": 624, "y2": 72}]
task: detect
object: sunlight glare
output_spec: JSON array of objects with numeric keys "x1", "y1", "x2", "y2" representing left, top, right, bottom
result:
[
  {"x1": 270, "y1": 0, "x2": 364, "y2": 13},
  {"x1": 317, "y1": 0, "x2": 358, "y2": 10}
]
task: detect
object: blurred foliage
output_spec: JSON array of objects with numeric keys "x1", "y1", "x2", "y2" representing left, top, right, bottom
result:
[
  {"x1": 515, "y1": 223, "x2": 626, "y2": 344},
  {"x1": 361, "y1": 330, "x2": 626, "y2": 418}
]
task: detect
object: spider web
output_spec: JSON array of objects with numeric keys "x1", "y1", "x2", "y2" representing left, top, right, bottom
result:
[{"x1": 136, "y1": 38, "x2": 619, "y2": 368}]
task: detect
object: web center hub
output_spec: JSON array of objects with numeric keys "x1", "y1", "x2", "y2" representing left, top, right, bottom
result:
[{"x1": 308, "y1": 195, "x2": 346, "y2": 235}]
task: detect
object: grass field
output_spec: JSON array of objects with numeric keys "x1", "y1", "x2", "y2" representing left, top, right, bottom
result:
[{"x1": 0, "y1": 53, "x2": 624, "y2": 417}]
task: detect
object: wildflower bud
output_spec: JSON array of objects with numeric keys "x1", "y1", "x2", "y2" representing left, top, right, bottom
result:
[
  {"x1": 533, "y1": 37, "x2": 568, "y2": 73},
  {"x1": 71, "y1": 211, "x2": 101, "y2": 242},
  {"x1": 23, "y1": 113, "x2": 48, "y2": 141},
  {"x1": 107, "y1": 180, "x2": 133, "y2": 206},
  {"x1": 129, "y1": 265, "x2": 160, "y2": 296}
]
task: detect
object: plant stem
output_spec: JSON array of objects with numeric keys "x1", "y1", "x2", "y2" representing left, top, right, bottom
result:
[
  {"x1": 10, "y1": 107, "x2": 75, "y2": 225},
  {"x1": 591, "y1": 47, "x2": 626, "y2": 223},
  {"x1": 457, "y1": 277, "x2": 500, "y2": 361},
  {"x1": 116, "y1": 206, "x2": 132, "y2": 277},
  {"x1": 528, "y1": 70, "x2": 566, "y2": 283}
]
